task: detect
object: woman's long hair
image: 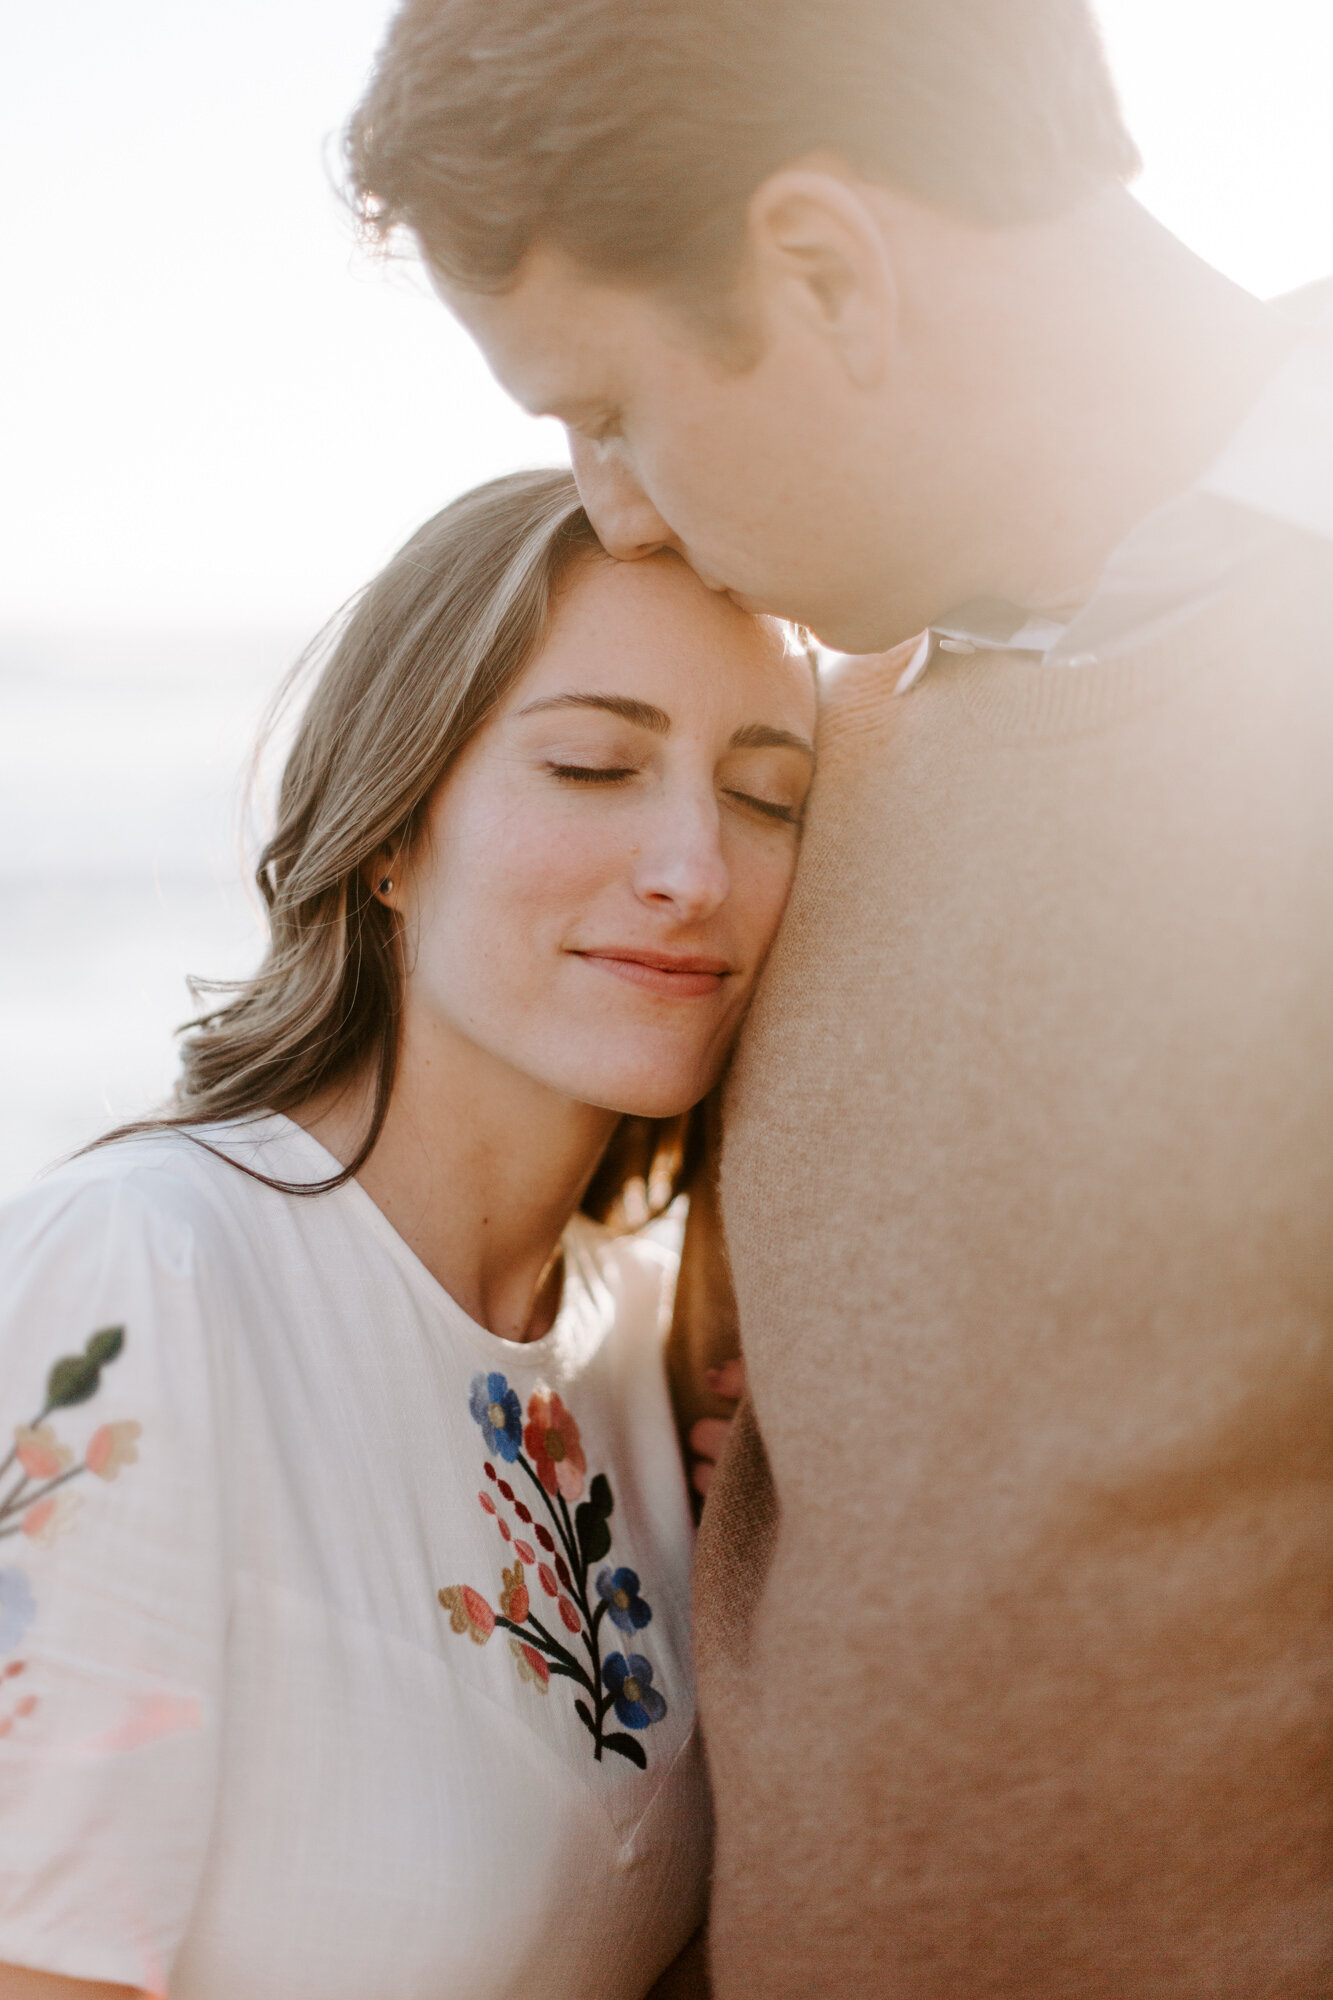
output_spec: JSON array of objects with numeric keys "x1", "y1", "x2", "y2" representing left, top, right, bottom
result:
[{"x1": 97, "y1": 468, "x2": 701, "y2": 1222}]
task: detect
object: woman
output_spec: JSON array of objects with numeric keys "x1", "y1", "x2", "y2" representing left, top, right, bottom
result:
[{"x1": 0, "y1": 470, "x2": 816, "y2": 2000}]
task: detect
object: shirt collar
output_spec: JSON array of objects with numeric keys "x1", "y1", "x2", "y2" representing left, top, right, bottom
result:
[{"x1": 905, "y1": 280, "x2": 1333, "y2": 692}]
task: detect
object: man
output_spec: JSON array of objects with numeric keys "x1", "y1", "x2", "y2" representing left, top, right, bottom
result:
[{"x1": 346, "y1": 3, "x2": 1333, "y2": 1992}]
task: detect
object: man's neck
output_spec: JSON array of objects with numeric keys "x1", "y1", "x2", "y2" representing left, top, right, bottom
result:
[{"x1": 886, "y1": 188, "x2": 1302, "y2": 627}]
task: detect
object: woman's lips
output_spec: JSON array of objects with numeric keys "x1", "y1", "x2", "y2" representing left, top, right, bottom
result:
[{"x1": 573, "y1": 949, "x2": 732, "y2": 998}]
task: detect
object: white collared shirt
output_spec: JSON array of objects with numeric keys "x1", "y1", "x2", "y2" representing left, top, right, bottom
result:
[{"x1": 899, "y1": 279, "x2": 1333, "y2": 692}]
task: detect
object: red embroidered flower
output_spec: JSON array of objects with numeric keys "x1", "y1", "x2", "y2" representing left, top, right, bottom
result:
[
  {"x1": 497, "y1": 1518, "x2": 512, "y2": 1543},
  {"x1": 85, "y1": 1421, "x2": 141, "y2": 1481},
  {"x1": 14, "y1": 1425, "x2": 71, "y2": 1482},
  {"x1": 437, "y1": 1584, "x2": 495, "y2": 1645},
  {"x1": 21, "y1": 1493, "x2": 80, "y2": 1547},
  {"x1": 514, "y1": 1540, "x2": 536, "y2": 1564},
  {"x1": 535, "y1": 1524, "x2": 555, "y2": 1553},
  {"x1": 478, "y1": 1490, "x2": 496, "y2": 1515},
  {"x1": 523, "y1": 1391, "x2": 586, "y2": 1502},
  {"x1": 499, "y1": 1560, "x2": 530, "y2": 1624},
  {"x1": 557, "y1": 1595, "x2": 582, "y2": 1633},
  {"x1": 538, "y1": 1563, "x2": 559, "y2": 1597},
  {"x1": 510, "y1": 1638, "x2": 550, "y2": 1692}
]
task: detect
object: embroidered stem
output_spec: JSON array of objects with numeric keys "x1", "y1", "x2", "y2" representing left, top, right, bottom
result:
[
  {"x1": 517, "y1": 1613, "x2": 589, "y2": 1683},
  {"x1": 515, "y1": 1451, "x2": 579, "y2": 1574},
  {"x1": 0, "y1": 1461, "x2": 85, "y2": 1529},
  {"x1": 495, "y1": 1615, "x2": 594, "y2": 1692}
]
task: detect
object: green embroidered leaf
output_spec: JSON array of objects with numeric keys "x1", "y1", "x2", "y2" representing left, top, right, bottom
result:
[
  {"x1": 588, "y1": 1472, "x2": 613, "y2": 1518},
  {"x1": 46, "y1": 1356, "x2": 101, "y2": 1408},
  {"x1": 573, "y1": 1698, "x2": 597, "y2": 1737},
  {"x1": 575, "y1": 1500, "x2": 612, "y2": 1567},
  {"x1": 600, "y1": 1731, "x2": 648, "y2": 1770},
  {"x1": 85, "y1": 1326, "x2": 125, "y2": 1367},
  {"x1": 45, "y1": 1325, "x2": 126, "y2": 1409}
]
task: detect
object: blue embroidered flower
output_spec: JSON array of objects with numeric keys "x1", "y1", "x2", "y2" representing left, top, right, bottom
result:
[
  {"x1": 468, "y1": 1371, "x2": 523, "y2": 1462},
  {"x1": 602, "y1": 1651, "x2": 666, "y2": 1729},
  {"x1": 596, "y1": 1565, "x2": 652, "y2": 1633},
  {"x1": 0, "y1": 1569, "x2": 36, "y2": 1654}
]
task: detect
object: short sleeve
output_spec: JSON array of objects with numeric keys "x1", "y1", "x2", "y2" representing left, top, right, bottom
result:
[{"x1": 0, "y1": 1165, "x2": 226, "y2": 1994}]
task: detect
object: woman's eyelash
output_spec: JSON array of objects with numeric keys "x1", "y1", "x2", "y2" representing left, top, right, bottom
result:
[
  {"x1": 726, "y1": 790, "x2": 802, "y2": 825},
  {"x1": 546, "y1": 765, "x2": 800, "y2": 822},
  {"x1": 547, "y1": 762, "x2": 637, "y2": 784}
]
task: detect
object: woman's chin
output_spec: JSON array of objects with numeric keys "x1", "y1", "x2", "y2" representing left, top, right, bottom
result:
[{"x1": 573, "y1": 1060, "x2": 716, "y2": 1123}]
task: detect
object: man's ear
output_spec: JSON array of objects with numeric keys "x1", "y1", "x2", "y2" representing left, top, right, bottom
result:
[{"x1": 747, "y1": 167, "x2": 897, "y2": 389}]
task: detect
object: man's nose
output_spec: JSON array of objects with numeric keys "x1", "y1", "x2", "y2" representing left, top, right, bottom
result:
[{"x1": 568, "y1": 433, "x2": 681, "y2": 562}]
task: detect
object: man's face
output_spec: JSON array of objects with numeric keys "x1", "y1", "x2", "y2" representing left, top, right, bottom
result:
[{"x1": 444, "y1": 246, "x2": 908, "y2": 652}]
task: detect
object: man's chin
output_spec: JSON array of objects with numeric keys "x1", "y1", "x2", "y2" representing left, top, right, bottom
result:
[
  {"x1": 805, "y1": 607, "x2": 929, "y2": 657},
  {"x1": 707, "y1": 574, "x2": 919, "y2": 657}
]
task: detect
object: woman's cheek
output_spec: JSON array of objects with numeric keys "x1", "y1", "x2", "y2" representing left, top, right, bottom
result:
[{"x1": 732, "y1": 833, "x2": 802, "y2": 960}]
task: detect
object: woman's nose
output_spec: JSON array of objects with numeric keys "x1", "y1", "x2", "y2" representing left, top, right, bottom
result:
[
  {"x1": 568, "y1": 433, "x2": 681, "y2": 562},
  {"x1": 631, "y1": 799, "x2": 731, "y2": 922}
]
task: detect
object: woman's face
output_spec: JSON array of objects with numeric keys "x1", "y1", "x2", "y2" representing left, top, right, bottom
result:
[{"x1": 392, "y1": 552, "x2": 816, "y2": 1119}]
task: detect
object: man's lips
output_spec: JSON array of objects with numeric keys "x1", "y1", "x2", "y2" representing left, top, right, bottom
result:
[{"x1": 573, "y1": 948, "x2": 733, "y2": 998}]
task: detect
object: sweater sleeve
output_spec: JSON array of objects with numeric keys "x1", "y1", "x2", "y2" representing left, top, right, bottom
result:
[{"x1": 0, "y1": 1166, "x2": 227, "y2": 1996}]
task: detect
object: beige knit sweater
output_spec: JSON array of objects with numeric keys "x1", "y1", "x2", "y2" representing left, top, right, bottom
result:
[{"x1": 681, "y1": 532, "x2": 1333, "y2": 1998}]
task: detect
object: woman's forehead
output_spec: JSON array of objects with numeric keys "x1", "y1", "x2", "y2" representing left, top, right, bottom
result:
[{"x1": 515, "y1": 553, "x2": 813, "y2": 718}]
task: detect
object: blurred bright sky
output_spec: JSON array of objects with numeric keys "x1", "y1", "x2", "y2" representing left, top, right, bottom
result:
[{"x1": 2, "y1": 0, "x2": 1332, "y2": 636}]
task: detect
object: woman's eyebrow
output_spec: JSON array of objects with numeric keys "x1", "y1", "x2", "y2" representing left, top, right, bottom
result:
[
  {"x1": 730, "y1": 722, "x2": 815, "y2": 758},
  {"x1": 516, "y1": 693, "x2": 671, "y2": 733},
  {"x1": 515, "y1": 694, "x2": 814, "y2": 761}
]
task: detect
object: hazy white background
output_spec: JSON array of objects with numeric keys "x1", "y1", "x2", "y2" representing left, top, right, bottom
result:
[{"x1": 2, "y1": 0, "x2": 1331, "y2": 1195}]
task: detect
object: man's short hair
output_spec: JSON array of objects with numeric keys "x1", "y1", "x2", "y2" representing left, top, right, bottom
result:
[{"x1": 346, "y1": 0, "x2": 1141, "y2": 295}]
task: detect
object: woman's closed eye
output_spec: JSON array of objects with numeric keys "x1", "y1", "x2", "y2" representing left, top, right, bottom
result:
[
  {"x1": 546, "y1": 760, "x2": 639, "y2": 784},
  {"x1": 724, "y1": 787, "x2": 803, "y2": 826}
]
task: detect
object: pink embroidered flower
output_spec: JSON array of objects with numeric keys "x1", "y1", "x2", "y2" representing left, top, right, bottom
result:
[
  {"x1": 499, "y1": 1560, "x2": 529, "y2": 1624},
  {"x1": 537, "y1": 1563, "x2": 559, "y2": 1598},
  {"x1": 85, "y1": 1420, "x2": 141, "y2": 1481},
  {"x1": 523, "y1": 1391, "x2": 586, "y2": 1502},
  {"x1": 21, "y1": 1491, "x2": 81, "y2": 1547},
  {"x1": 557, "y1": 1595, "x2": 582, "y2": 1634},
  {"x1": 510, "y1": 1637, "x2": 550, "y2": 1692},
  {"x1": 478, "y1": 1490, "x2": 496, "y2": 1515},
  {"x1": 497, "y1": 1518, "x2": 512, "y2": 1543},
  {"x1": 514, "y1": 1539, "x2": 536, "y2": 1564},
  {"x1": 13, "y1": 1425, "x2": 72, "y2": 1481},
  {"x1": 437, "y1": 1584, "x2": 495, "y2": 1645}
]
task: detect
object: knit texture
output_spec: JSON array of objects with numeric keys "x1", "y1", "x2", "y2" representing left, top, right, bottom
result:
[{"x1": 689, "y1": 533, "x2": 1333, "y2": 1998}]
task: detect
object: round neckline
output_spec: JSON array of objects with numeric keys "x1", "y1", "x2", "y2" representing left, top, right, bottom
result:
[{"x1": 203, "y1": 1112, "x2": 606, "y2": 1368}]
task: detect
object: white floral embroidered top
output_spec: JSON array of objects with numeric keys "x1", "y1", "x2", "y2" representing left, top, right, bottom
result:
[{"x1": 0, "y1": 1117, "x2": 708, "y2": 1999}]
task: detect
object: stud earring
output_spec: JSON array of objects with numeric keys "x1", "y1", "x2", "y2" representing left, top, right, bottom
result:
[{"x1": 379, "y1": 876, "x2": 393, "y2": 895}]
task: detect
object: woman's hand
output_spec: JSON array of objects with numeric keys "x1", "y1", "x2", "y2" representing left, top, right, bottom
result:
[{"x1": 687, "y1": 1357, "x2": 747, "y2": 1497}]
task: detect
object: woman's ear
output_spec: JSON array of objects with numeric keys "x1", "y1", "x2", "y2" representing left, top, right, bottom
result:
[
  {"x1": 746, "y1": 166, "x2": 898, "y2": 391},
  {"x1": 363, "y1": 846, "x2": 401, "y2": 908}
]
